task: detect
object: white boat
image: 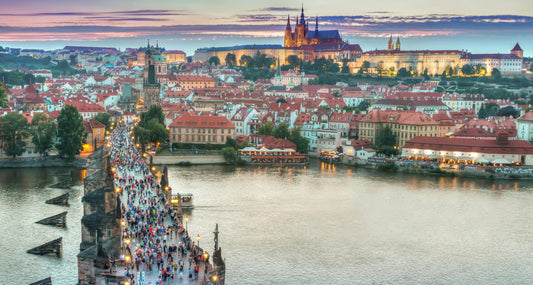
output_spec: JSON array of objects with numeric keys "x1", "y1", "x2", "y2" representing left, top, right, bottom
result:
[{"x1": 170, "y1": 193, "x2": 194, "y2": 209}]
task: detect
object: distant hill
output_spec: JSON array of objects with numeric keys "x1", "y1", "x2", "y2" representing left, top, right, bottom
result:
[{"x1": 0, "y1": 53, "x2": 84, "y2": 78}]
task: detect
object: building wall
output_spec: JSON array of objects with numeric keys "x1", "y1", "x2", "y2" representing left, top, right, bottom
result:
[
  {"x1": 169, "y1": 126, "x2": 234, "y2": 144},
  {"x1": 357, "y1": 51, "x2": 462, "y2": 76},
  {"x1": 359, "y1": 122, "x2": 439, "y2": 148}
]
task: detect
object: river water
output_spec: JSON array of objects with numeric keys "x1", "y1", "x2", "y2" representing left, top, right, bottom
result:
[{"x1": 1, "y1": 162, "x2": 533, "y2": 284}]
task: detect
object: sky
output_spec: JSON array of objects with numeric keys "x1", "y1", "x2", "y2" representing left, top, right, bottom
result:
[{"x1": 0, "y1": 0, "x2": 532, "y2": 56}]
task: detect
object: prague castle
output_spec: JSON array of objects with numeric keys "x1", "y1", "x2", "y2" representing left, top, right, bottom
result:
[
  {"x1": 194, "y1": 7, "x2": 361, "y2": 65},
  {"x1": 283, "y1": 7, "x2": 343, "y2": 48}
]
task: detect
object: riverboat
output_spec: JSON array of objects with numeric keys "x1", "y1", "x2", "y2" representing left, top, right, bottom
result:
[
  {"x1": 170, "y1": 193, "x2": 194, "y2": 209},
  {"x1": 320, "y1": 150, "x2": 341, "y2": 164}
]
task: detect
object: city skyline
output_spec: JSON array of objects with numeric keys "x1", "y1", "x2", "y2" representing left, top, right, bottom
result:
[{"x1": 1, "y1": 0, "x2": 532, "y2": 56}]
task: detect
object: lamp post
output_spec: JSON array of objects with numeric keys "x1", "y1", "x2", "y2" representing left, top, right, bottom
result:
[
  {"x1": 184, "y1": 216, "x2": 188, "y2": 233},
  {"x1": 196, "y1": 234, "x2": 200, "y2": 249},
  {"x1": 212, "y1": 274, "x2": 218, "y2": 285}
]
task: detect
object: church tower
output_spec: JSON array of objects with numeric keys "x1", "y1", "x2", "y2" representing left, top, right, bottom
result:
[
  {"x1": 511, "y1": 43, "x2": 523, "y2": 59},
  {"x1": 395, "y1": 36, "x2": 401, "y2": 51},
  {"x1": 388, "y1": 35, "x2": 394, "y2": 51},
  {"x1": 143, "y1": 41, "x2": 161, "y2": 110},
  {"x1": 284, "y1": 15, "x2": 293, "y2": 48}
]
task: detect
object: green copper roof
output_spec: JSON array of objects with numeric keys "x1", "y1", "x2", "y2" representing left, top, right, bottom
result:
[{"x1": 152, "y1": 55, "x2": 166, "y2": 62}]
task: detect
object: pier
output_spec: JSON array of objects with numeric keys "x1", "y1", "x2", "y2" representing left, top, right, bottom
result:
[{"x1": 77, "y1": 123, "x2": 225, "y2": 284}]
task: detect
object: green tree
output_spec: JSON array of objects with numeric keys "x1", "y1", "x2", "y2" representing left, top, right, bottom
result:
[
  {"x1": 146, "y1": 118, "x2": 169, "y2": 151},
  {"x1": 359, "y1": 61, "x2": 370, "y2": 74},
  {"x1": 257, "y1": 122, "x2": 274, "y2": 136},
  {"x1": 92, "y1": 112, "x2": 112, "y2": 131},
  {"x1": 135, "y1": 105, "x2": 168, "y2": 151},
  {"x1": 341, "y1": 59, "x2": 350, "y2": 73},
  {"x1": 375, "y1": 125, "x2": 397, "y2": 156},
  {"x1": 225, "y1": 53, "x2": 236, "y2": 66},
  {"x1": 0, "y1": 112, "x2": 28, "y2": 157},
  {"x1": 56, "y1": 105, "x2": 87, "y2": 160},
  {"x1": 69, "y1": 54, "x2": 77, "y2": 66},
  {"x1": 461, "y1": 64, "x2": 475, "y2": 76},
  {"x1": 497, "y1": 106, "x2": 519, "y2": 118},
  {"x1": 357, "y1": 101, "x2": 370, "y2": 112},
  {"x1": 376, "y1": 62, "x2": 384, "y2": 77},
  {"x1": 0, "y1": 82, "x2": 8, "y2": 108},
  {"x1": 221, "y1": 146, "x2": 237, "y2": 164},
  {"x1": 484, "y1": 102, "x2": 500, "y2": 117},
  {"x1": 225, "y1": 136, "x2": 238, "y2": 150},
  {"x1": 273, "y1": 122, "x2": 290, "y2": 139},
  {"x1": 239, "y1": 55, "x2": 254, "y2": 67},
  {"x1": 139, "y1": 105, "x2": 165, "y2": 127},
  {"x1": 30, "y1": 113, "x2": 56, "y2": 156},
  {"x1": 208, "y1": 56, "x2": 220, "y2": 66},
  {"x1": 287, "y1": 55, "x2": 301, "y2": 70},
  {"x1": 396, "y1": 67, "x2": 410, "y2": 77},
  {"x1": 492, "y1": 68, "x2": 502, "y2": 80},
  {"x1": 289, "y1": 127, "x2": 309, "y2": 154},
  {"x1": 423, "y1": 69, "x2": 430, "y2": 80}
]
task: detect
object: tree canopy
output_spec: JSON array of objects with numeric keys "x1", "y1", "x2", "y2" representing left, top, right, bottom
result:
[
  {"x1": 56, "y1": 105, "x2": 87, "y2": 160},
  {"x1": 375, "y1": 125, "x2": 398, "y2": 157},
  {"x1": 0, "y1": 112, "x2": 28, "y2": 157},
  {"x1": 273, "y1": 122, "x2": 290, "y2": 139},
  {"x1": 225, "y1": 53, "x2": 236, "y2": 66},
  {"x1": 0, "y1": 82, "x2": 8, "y2": 108},
  {"x1": 257, "y1": 122, "x2": 274, "y2": 136},
  {"x1": 31, "y1": 113, "x2": 56, "y2": 156},
  {"x1": 135, "y1": 105, "x2": 168, "y2": 151},
  {"x1": 208, "y1": 56, "x2": 220, "y2": 66},
  {"x1": 92, "y1": 112, "x2": 112, "y2": 131}
]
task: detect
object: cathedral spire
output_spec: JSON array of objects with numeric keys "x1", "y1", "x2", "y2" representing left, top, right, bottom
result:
[
  {"x1": 300, "y1": 5, "x2": 305, "y2": 25},
  {"x1": 286, "y1": 15, "x2": 291, "y2": 30},
  {"x1": 315, "y1": 15, "x2": 318, "y2": 34},
  {"x1": 395, "y1": 36, "x2": 401, "y2": 51}
]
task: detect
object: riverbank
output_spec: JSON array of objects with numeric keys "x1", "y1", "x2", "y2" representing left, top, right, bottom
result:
[
  {"x1": 352, "y1": 158, "x2": 533, "y2": 180},
  {"x1": 152, "y1": 154, "x2": 225, "y2": 165},
  {"x1": 0, "y1": 156, "x2": 87, "y2": 168}
]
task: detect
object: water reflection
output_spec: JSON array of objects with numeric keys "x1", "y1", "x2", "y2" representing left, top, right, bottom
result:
[{"x1": 167, "y1": 162, "x2": 533, "y2": 284}]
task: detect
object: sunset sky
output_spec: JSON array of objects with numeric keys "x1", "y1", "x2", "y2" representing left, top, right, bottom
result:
[{"x1": 1, "y1": 0, "x2": 532, "y2": 56}]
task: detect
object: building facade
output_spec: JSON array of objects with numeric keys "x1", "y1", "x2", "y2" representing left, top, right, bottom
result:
[{"x1": 168, "y1": 114, "x2": 235, "y2": 144}]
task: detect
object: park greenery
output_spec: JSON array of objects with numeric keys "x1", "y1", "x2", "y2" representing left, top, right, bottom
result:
[
  {"x1": 134, "y1": 105, "x2": 169, "y2": 153},
  {"x1": 31, "y1": 113, "x2": 56, "y2": 156},
  {"x1": 0, "y1": 82, "x2": 8, "y2": 108}
]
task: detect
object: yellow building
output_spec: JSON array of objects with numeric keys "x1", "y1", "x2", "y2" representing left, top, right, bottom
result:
[
  {"x1": 354, "y1": 37, "x2": 462, "y2": 76},
  {"x1": 169, "y1": 114, "x2": 235, "y2": 144},
  {"x1": 358, "y1": 109, "x2": 440, "y2": 148},
  {"x1": 162, "y1": 50, "x2": 186, "y2": 64}
]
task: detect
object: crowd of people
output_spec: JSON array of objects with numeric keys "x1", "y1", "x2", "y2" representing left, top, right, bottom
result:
[{"x1": 108, "y1": 124, "x2": 213, "y2": 285}]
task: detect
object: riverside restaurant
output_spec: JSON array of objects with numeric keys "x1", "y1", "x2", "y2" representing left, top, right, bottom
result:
[{"x1": 239, "y1": 147, "x2": 309, "y2": 165}]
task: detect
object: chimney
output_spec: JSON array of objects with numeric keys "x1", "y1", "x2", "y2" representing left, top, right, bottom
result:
[{"x1": 496, "y1": 132, "x2": 509, "y2": 145}]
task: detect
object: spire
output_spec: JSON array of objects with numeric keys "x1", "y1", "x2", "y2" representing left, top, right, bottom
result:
[
  {"x1": 395, "y1": 36, "x2": 401, "y2": 51},
  {"x1": 300, "y1": 5, "x2": 305, "y2": 25},
  {"x1": 296, "y1": 15, "x2": 298, "y2": 25},
  {"x1": 315, "y1": 15, "x2": 318, "y2": 34},
  {"x1": 276, "y1": 56, "x2": 281, "y2": 77},
  {"x1": 388, "y1": 35, "x2": 394, "y2": 51},
  {"x1": 286, "y1": 14, "x2": 291, "y2": 30}
]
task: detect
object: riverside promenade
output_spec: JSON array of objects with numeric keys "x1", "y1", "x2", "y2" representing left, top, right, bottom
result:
[{"x1": 108, "y1": 124, "x2": 220, "y2": 285}]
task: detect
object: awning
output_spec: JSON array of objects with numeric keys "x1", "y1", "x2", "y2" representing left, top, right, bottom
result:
[
  {"x1": 476, "y1": 157, "x2": 490, "y2": 164},
  {"x1": 492, "y1": 158, "x2": 510, "y2": 164}
]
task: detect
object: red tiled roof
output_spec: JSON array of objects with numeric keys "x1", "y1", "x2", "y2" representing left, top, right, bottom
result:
[
  {"x1": 404, "y1": 136, "x2": 533, "y2": 154},
  {"x1": 169, "y1": 113, "x2": 234, "y2": 129}
]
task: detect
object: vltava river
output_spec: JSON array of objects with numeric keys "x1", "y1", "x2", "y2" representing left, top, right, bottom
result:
[
  {"x1": 168, "y1": 161, "x2": 533, "y2": 284},
  {"x1": 1, "y1": 162, "x2": 533, "y2": 284}
]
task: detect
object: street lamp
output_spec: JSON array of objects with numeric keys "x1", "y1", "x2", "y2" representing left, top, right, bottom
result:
[
  {"x1": 184, "y1": 216, "x2": 189, "y2": 232},
  {"x1": 196, "y1": 234, "x2": 200, "y2": 248},
  {"x1": 203, "y1": 251, "x2": 209, "y2": 263},
  {"x1": 212, "y1": 274, "x2": 218, "y2": 284}
]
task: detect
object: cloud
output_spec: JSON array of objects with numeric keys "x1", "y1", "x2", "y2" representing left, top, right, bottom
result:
[
  {"x1": 235, "y1": 14, "x2": 281, "y2": 22},
  {"x1": 85, "y1": 16, "x2": 170, "y2": 22},
  {"x1": 260, "y1": 7, "x2": 299, "y2": 12},
  {"x1": 367, "y1": 11, "x2": 391, "y2": 14},
  {"x1": 0, "y1": 9, "x2": 188, "y2": 17}
]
